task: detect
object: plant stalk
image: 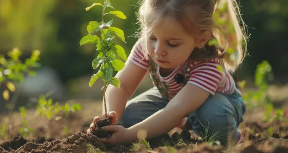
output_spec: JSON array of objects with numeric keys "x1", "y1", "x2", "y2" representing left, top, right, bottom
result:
[
  {"x1": 7, "y1": 87, "x2": 21, "y2": 139},
  {"x1": 102, "y1": 0, "x2": 106, "y2": 23},
  {"x1": 103, "y1": 83, "x2": 108, "y2": 118}
]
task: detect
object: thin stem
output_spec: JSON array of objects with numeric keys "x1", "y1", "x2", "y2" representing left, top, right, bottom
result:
[
  {"x1": 102, "y1": 0, "x2": 106, "y2": 23},
  {"x1": 102, "y1": 0, "x2": 107, "y2": 118},
  {"x1": 103, "y1": 83, "x2": 108, "y2": 118},
  {"x1": 7, "y1": 87, "x2": 21, "y2": 139},
  {"x1": 11, "y1": 86, "x2": 21, "y2": 112}
]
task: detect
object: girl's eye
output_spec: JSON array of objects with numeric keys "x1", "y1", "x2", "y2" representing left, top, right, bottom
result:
[
  {"x1": 149, "y1": 37, "x2": 156, "y2": 41},
  {"x1": 167, "y1": 42, "x2": 178, "y2": 47}
]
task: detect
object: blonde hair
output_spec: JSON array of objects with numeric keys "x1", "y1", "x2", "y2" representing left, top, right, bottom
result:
[{"x1": 137, "y1": 0, "x2": 248, "y2": 72}]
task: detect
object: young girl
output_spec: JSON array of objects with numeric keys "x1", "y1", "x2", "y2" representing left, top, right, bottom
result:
[{"x1": 87, "y1": 0, "x2": 247, "y2": 146}]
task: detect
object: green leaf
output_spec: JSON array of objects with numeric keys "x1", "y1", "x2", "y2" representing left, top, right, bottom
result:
[
  {"x1": 92, "y1": 58, "x2": 102, "y2": 69},
  {"x1": 85, "y1": 3, "x2": 102, "y2": 11},
  {"x1": 3, "y1": 90, "x2": 9, "y2": 100},
  {"x1": 111, "y1": 59, "x2": 125, "y2": 71},
  {"x1": 8, "y1": 48, "x2": 21, "y2": 61},
  {"x1": 104, "y1": 66, "x2": 113, "y2": 82},
  {"x1": 80, "y1": 35, "x2": 100, "y2": 46},
  {"x1": 101, "y1": 29, "x2": 109, "y2": 39},
  {"x1": 108, "y1": 27, "x2": 125, "y2": 42},
  {"x1": 89, "y1": 73, "x2": 100, "y2": 87},
  {"x1": 115, "y1": 45, "x2": 127, "y2": 60},
  {"x1": 6, "y1": 81, "x2": 15, "y2": 92},
  {"x1": 31, "y1": 50, "x2": 40, "y2": 62},
  {"x1": 19, "y1": 107, "x2": 26, "y2": 118},
  {"x1": 109, "y1": 77, "x2": 120, "y2": 88},
  {"x1": 71, "y1": 104, "x2": 82, "y2": 111},
  {"x1": 87, "y1": 21, "x2": 100, "y2": 34},
  {"x1": 107, "y1": 51, "x2": 115, "y2": 60},
  {"x1": 97, "y1": 52, "x2": 104, "y2": 58},
  {"x1": 108, "y1": 11, "x2": 126, "y2": 19}
]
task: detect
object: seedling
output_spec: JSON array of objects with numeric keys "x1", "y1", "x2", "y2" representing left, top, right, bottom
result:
[
  {"x1": 241, "y1": 61, "x2": 273, "y2": 109},
  {"x1": 0, "y1": 47, "x2": 40, "y2": 139},
  {"x1": 80, "y1": 0, "x2": 127, "y2": 138},
  {"x1": 36, "y1": 94, "x2": 82, "y2": 134},
  {"x1": 18, "y1": 107, "x2": 34, "y2": 138}
]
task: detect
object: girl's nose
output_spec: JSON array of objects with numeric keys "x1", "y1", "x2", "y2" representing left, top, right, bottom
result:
[{"x1": 154, "y1": 42, "x2": 166, "y2": 56}]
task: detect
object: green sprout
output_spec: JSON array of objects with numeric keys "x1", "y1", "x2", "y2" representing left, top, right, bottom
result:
[
  {"x1": 0, "y1": 47, "x2": 40, "y2": 139},
  {"x1": 36, "y1": 94, "x2": 82, "y2": 120},
  {"x1": 80, "y1": 0, "x2": 127, "y2": 117},
  {"x1": 18, "y1": 107, "x2": 34, "y2": 138}
]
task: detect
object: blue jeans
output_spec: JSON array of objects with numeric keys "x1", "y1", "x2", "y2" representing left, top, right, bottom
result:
[{"x1": 118, "y1": 87, "x2": 245, "y2": 145}]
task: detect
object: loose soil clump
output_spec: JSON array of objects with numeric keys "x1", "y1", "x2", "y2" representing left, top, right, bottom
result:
[
  {"x1": 1, "y1": 127, "x2": 288, "y2": 153},
  {"x1": 91, "y1": 118, "x2": 114, "y2": 138}
]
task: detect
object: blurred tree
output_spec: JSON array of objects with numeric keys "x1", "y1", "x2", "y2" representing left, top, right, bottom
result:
[
  {"x1": 1, "y1": 0, "x2": 287, "y2": 84},
  {"x1": 0, "y1": 0, "x2": 57, "y2": 51},
  {"x1": 239, "y1": 0, "x2": 288, "y2": 81}
]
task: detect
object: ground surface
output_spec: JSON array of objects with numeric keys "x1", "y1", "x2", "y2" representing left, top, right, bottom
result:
[{"x1": 0, "y1": 82, "x2": 288, "y2": 153}]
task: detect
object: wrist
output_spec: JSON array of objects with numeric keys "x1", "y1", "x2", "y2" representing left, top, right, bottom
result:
[{"x1": 126, "y1": 127, "x2": 139, "y2": 142}]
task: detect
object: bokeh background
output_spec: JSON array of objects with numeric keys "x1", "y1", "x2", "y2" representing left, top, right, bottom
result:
[{"x1": 0, "y1": 0, "x2": 287, "y2": 104}]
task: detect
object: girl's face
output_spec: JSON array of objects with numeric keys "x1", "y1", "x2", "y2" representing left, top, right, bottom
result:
[{"x1": 147, "y1": 19, "x2": 199, "y2": 72}]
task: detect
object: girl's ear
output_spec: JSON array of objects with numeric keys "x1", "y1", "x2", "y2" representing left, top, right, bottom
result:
[{"x1": 196, "y1": 31, "x2": 211, "y2": 48}]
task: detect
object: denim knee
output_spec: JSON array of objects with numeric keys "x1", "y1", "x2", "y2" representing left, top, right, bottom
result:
[{"x1": 188, "y1": 93, "x2": 242, "y2": 145}]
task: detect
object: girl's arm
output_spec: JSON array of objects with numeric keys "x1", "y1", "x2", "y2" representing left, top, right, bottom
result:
[
  {"x1": 125, "y1": 83, "x2": 210, "y2": 141},
  {"x1": 103, "y1": 60, "x2": 147, "y2": 119}
]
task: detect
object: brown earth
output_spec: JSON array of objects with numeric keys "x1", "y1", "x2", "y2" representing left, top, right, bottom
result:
[
  {"x1": 0, "y1": 99, "x2": 288, "y2": 153},
  {"x1": 0, "y1": 82, "x2": 288, "y2": 153}
]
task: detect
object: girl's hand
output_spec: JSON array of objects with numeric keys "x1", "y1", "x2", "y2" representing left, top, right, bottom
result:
[
  {"x1": 87, "y1": 111, "x2": 118, "y2": 134},
  {"x1": 98, "y1": 125, "x2": 131, "y2": 144}
]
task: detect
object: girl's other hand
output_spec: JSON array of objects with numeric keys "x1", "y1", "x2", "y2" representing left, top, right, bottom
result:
[
  {"x1": 87, "y1": 111, "x2": 118, "y2": 134},
  {"x1": 98, "y1": 125, "x2": 130, "y2": 144}
]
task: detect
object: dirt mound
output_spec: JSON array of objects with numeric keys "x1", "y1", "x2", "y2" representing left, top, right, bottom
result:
[
  {"x1": 0, "y1": 130, "x2": 288, "y2": 153},
  {"x1": 0, "y1": 132, "x2": 103, "y2": 153}
]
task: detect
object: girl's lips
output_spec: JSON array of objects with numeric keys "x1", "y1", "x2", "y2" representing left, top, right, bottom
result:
[{"x1": 157, "y1": 59, "x2": 168, "y2": 63}]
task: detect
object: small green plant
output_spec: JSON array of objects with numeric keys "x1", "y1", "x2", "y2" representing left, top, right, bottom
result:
[
  {"x1": 0, "y1": 48, "x2": 40, "y2": 102},
  {"x1": 265, "y1": 103, "x2": 274, "y2": 121},
  {"x1": 80, "y1": 0, "x2": 127, "y2": 118},
  {"x1": 273, "y1": 109, "x2": 284, "y2": 121},
  {"x1": 0, "y1": 124, "x2": 8, "y2": 140},
  {"x1": 242, "y1": 60, "x2": 273, "y2": 109},
  {"x1": 0, "y1": 47, "x2": 40, "y2": 139},
  {"x1": 36, "y1": 94, "x2": 82, "y2": 120},
  {"x1": 35, "y1": 94, "x2": 82, "y2": 135},
  {"x1": 240, "y1": 60, "x2": 287, "y2": 123},
  {"x1": 264, "y1": 127, "x2": 273, "y2": 140},
  {"x1": 18, "y1": 107, "x2": 34, "y2": 138},
  {"x1": 63, "y1": 126, "x2": 69, "y2": 137},
  {"x1": 199, "y1": 119, "x2": 221, "y2": 144},
  {"x1": 140, "y1": 139, "x2": 151, "y2": 150}
]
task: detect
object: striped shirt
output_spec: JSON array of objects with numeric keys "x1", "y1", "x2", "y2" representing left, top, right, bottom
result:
[{"x1": 128, "y1": 44, "x2": 235, "y2": 98}]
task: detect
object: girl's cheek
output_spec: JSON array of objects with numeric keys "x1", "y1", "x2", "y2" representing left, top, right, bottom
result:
[{"x1": 146, "y1": 43, "x2": 154, "y2": 55}]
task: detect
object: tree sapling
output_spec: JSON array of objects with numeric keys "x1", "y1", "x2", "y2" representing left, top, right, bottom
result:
[{"x1": 80, "y1": 0, "x2": 127, "y2": 138}]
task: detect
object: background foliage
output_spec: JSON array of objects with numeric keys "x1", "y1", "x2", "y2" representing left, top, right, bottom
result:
[{"x1": 0, "y1": 0, "x2": 287, "y2": 98}]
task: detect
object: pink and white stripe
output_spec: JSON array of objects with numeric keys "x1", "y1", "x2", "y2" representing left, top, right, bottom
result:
[{"x1": 128, "y1": 43, "x2": 235, "y2": 98}]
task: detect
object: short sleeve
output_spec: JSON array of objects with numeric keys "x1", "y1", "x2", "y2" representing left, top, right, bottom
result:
[
  {"x1": 127, "y1": 42, "x2": 149, "y2": 70},
  {"x1": 187, "y1": 62, "x2": 223, "y2": 95}
]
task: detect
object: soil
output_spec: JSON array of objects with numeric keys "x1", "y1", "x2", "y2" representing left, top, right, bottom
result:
[
  {"x1": 0, "y1": 99, "x2": 288, "y2": 153},
  {"x1": 92, "y1": 118, "x2": 114, "y2": 138}
]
